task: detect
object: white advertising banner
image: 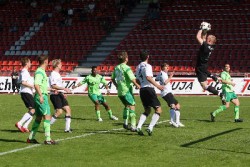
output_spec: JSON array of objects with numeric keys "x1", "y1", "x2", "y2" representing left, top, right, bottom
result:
[{"x1": 1, "y1": 77, "x2": 250, "y2": 95}]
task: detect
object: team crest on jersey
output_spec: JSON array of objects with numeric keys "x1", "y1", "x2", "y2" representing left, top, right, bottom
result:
[{"x1": 208, "y1": 45, "x2": 214, "y2": 51}]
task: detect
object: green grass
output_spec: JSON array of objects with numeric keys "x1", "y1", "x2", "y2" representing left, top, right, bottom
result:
[{"x1": 0, "y1": 94, "x2": 249, "y2": 167}]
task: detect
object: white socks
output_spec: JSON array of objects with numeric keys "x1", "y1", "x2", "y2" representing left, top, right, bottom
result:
[
  {"x1": 23, "y1": 117, "x2": 33, "y2": 129},
  {"x1": 137, "y1": 114, "x2": 147, "y2": 129},
  {"x1": 175, "y1": 110, "x2": 180, "y2": 125},
  {"x1": 50, "y1": 115, "x2": 57, "y2": 125},
  {"x1": 65, "y1": 116, "x2": 71, "y2": 131},
  {"x1": 170, "y1": 109, "x2": 176, "y2": 123},
  {"x1": 170, "y1": 109, "x2": 184, "y2": 127},
  {"x1": 148, "y1": 113, "x2": 160, "y2": 131},
  {"x1": 19, "y1": 112, "x2": 33, "y2": 128},
  {"x1": 137, "y1": 113, "x2": 160, "y2": 132}
]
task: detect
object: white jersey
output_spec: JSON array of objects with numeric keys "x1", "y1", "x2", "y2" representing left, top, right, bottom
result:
[
  {"x1": 49, "y1": 71, "x2": 64, "y2": 94},
  {"x1": 19, "y1": 68, "x2": 34, "y2": 95},
  {"x1": 136, "y1": 62, "x2": 154, "y2": 88},
  {"x1": 155, "y1": 71, "x2": 172, "y2": 97}
]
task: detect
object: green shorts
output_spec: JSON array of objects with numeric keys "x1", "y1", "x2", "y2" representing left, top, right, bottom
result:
[
  {"x1": 89, "y1": 94, "x2": 106, "y2": 104},
  {"x1": 224, "y1": 91, "x2": 238, "y2": 102},
  {"x1": 34, "y1": 94, "x2": 51, "y2": 116},
  {"x1": 119, "y1": 91, "x2": 135, "y2": 106}
]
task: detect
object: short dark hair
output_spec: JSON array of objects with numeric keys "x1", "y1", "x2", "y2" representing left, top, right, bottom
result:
[
  {"x1": 161, "y1": 63, "x2": 169, "y2": 70},
  {"x1": 20, "y1": 57, "x2": 30, "y2": 67},
  {"x1": 91, "y1": 66, "x2": 97, "y2": 71},
  {"x1": 117, "y1": 51, "x2": 128, "y2": 63},
  {"x1": 38, "y1": 55, "x2": 48, "y2": 65},
  {"x1": 140, "y1": 50, "x2": 149, "y2": 61}
]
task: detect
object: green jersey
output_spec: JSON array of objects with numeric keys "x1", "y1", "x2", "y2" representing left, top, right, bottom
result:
[
  {"x1": 221, "y1": 71, "x2": 234, "y2": 92},
  {"x1": 80, "y1": 74, "x2": 107, "y2": 95},
  {"x1": 34, "y1": 67, "x2": 48, "y2": 95},
  {"x1": 111, "y1": 63, "x2": 135, "y2": 96}
]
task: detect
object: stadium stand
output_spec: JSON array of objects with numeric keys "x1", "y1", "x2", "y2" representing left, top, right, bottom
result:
[
  {"x1": 0, "y1": 0, "x2": 129, "y2": 76},
  {"x1": 102, "y1": 0, "x2": 249, "y2": 75}
]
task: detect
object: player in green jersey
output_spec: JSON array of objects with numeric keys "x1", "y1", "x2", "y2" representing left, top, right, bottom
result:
[
  {"x1": 210, "y1": 64, "x2": 243, "y2": 122},
  {"x1": 111, "y1": 51, "x2": 140, "y2": 131},
  {"x1": 27, "y1": 55, "x2": 57, "y2": 145},
  {"x1": 73, "y1": 66, "x2": 118, "y2": 122}
]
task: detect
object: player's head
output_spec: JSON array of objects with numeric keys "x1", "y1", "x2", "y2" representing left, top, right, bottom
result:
[
  {"x1": 224, "y1": 64, "x2": 230, "y2": 72},
  {"x1": 140, "y1": 50, "x2": 149, "y2": 62},
  {"x1": 206, "y1": 35, "x2": 216, "y2": 45},
  {"x1": 52, "y1": 59, "x2": 62, "y2": 70},
  {"x1": 117, "y1": 51, "x2": 128, "y2": 64},
  {"x1": 38, "y1": 54, "x2": 48, "y2": 66},
  {"x1": 161, "y1": 63, "x2": 169, "y2": 72},
  {"x1": 20, "y1": 57, "x2": 31, "y2": 68},
  {"x1": 91, "y1": 66, "x2": 97, "y2": 76}
]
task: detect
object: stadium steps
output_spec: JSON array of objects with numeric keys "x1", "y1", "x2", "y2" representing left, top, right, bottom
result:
[{"x1": 72, "y1": 2, "x2": 149, "y2": 76}]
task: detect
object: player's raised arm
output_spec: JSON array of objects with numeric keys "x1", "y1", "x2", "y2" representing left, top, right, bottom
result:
[{"x1": 196, "y1": 29, "x2": 205, "y2": 45}]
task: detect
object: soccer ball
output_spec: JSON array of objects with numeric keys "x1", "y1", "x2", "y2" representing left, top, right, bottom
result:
[{"x1": 200, "y1": 22, "x2": 211, "y2": 31}]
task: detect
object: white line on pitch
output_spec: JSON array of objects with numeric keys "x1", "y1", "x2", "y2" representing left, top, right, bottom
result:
[{"x1": 0, "y1": 120, "x2": 168, "y2": 156}]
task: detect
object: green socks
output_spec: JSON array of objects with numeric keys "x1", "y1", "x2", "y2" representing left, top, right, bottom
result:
[
  {"x1": 96, "y1": 110, "x2": 101, "y2": 119},
  {"x1": 123, "y1": 108, "x2": 129, "y2": 125},
  {"x1": 122, "y1": 108, "x2": 136, "y2": 127},
  {"x1": 44, "y1": 119, "x2": 51, "y2": 141},
  {"x1": 28, "y1": 119, "x2": 51, "y2": 141},
  {"x1": 107, "y1": 109, "x2": 113, "y2": 118},
  {"x1": 29, "y1": 120, "x2": 41, "y2": 140},
  {"x1": 213, "y1": 105, "x2": 240, "y2": 120},
  {"x1": 213, "y1": 105, "x2": 226, "y2": 116},
  {"x1": 234, "y1": 106, "x2": 239, "y2": 119},
  {"x1": 129, "y1": 109, "x2": 136, "y2": 128}
]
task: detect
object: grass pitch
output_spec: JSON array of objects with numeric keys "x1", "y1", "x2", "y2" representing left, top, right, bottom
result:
[{"x1": 0, "y1": 94, "x2": 249, "y2": 167}]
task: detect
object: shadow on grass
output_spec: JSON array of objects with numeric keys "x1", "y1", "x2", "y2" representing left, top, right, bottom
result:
[
  {"x1": 0, "y1": 129, "x2": 20, "y2": 133},
  {"x1": 181, "y1": 128, "x2": 250, "y2": 154},
  {"x1": 0, "y1": 129, "x2": 42, "y2": 133},
  {"x1": 181, "y1": 118, "x2": 231, "y2": 123},
  {"x1": 0, "y1": 138, "x2": 26, "y2": 143},
  {"x1": 84, "y1": 129, "x2": 136, "y2": 136},
  {"x1": 112, "y1": 122, "x2": 151, "y2": 127},
  {"x1": 71, "y1": 117, "x2": 94, "y2": 121}
]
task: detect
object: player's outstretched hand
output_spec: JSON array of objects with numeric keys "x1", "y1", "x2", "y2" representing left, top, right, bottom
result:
[{"x1": 169, "y1": 71, "x2": 174, "y2": 78}]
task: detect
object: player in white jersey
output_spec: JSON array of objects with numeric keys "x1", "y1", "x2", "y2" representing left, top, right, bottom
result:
[
  {"x1": 15, "y1": 57, "x2": 35, "y2": 133},
  {"x1": 49, "y1": 59, "x2": 72, "y2": 133},
  {"x1": 135, "y1": 51, "x2": 164, "y2": 136},
  {"x1": 155, "y1": 63, "x2": 184, "y2": 128}
]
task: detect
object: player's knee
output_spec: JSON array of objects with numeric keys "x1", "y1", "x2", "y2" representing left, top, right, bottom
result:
[
  {"x1": 155, "y1": 106, "x2": 162, "y2": 114},
  {"x1": 220, "y1": 105, "x2": 227, "y2": 110},
  {"x1": 29, "y1": 109, "x2": 35, "y2": 115},
  {"x1": 57, "y1": 109, "x2": 63, "y2": 115},
  {"x1": 176, "y1": 103, "x2": 180, "y2": 109},
  {"x1": 63, "y1": 106, "x2": 71, "y2": 113},
  {"x1": 170, "y1": 104, "x2": 176, "y2": 110},
  {"x1": 225, "y1": 103, "x2": 230, "y2": 109}
]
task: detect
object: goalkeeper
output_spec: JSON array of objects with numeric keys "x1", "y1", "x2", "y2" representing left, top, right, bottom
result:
[{"x1": 195, "y1": 22, "x2": 225, "y2": 104}]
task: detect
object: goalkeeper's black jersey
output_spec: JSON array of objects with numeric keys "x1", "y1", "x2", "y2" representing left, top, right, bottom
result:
[{"x1": 196, "y1": 41, "x2": 214, "y2": 67}]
